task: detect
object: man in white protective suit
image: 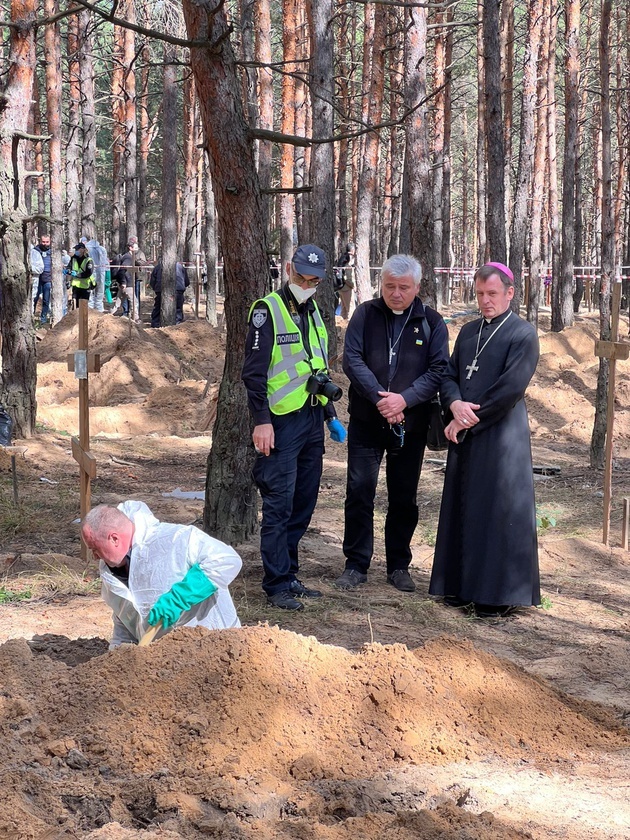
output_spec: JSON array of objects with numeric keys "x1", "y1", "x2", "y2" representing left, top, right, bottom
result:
[{"x1": 81, "y1": 501, "x2": 242, "y2": 649}]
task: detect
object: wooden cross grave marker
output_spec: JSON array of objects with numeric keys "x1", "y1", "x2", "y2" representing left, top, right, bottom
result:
[
  {"x1": 67, "y1": 299, "x2": 101, "y2": 559},
  {"x1": 594, "y1": 281, "x2": 630, "y2": 546}
]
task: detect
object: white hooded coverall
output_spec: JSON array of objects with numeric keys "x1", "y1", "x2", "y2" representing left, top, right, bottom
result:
[{"x1": 100, "y1": 500, "x2": 242, "y2": 649}]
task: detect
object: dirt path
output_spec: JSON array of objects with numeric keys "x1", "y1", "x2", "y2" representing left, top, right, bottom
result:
[{"x1": 0, "y1": 305, "x2": 629, "y2": 839}]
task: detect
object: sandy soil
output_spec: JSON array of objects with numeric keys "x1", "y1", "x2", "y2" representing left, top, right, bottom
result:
[{"x1": 0, "y1": 300, "x2": 629, "y2": 839}]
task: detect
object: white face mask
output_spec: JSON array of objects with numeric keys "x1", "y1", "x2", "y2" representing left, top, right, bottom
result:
[{"x1": 289, "y1": 283, "x2": 317, "y2": 304}]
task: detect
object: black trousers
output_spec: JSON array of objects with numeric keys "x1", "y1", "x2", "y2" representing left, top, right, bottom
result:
[
  {"x1": 343, "y1": 417, "x2": 426, "y2": 574},
  {"x1": 151, "y1": 290, "x2": 184, "y2": 327},
  {"x1": 253, "y1": 403, "x2": 325, "y2": 595}
]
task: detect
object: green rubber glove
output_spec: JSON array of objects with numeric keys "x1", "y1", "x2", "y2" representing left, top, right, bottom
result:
[
  {"x1": 104, "y1": 272, "x2": 113, "y2": 304},
  {"x1": 147, "y1": 564, "x2": 218, "y2": 628}
]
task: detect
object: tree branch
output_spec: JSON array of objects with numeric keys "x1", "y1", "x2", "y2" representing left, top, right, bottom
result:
[
  {"x1": 251, "y1": 86, "x2": 443, "y2": 148},
  {"x1": 262, "y1": 186, "x2": 313, "y2": 195},
  {"x1": 14, "y1": 131, "x2": 52, "y2": 142},
  {"x1": 250, "y1": 128, "x2": 312, "y2": 147},
  {"x1": 22, "y1": 214, "x2": 63, "y2": 225},
  {"x1": 66, "y1": 0, "x2": 212, "y2": 49},
  {"x1": 340, "y1": 0, "x2": 457, "y2": 8}
]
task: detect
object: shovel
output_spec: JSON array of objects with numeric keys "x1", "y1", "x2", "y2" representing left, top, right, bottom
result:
[{"x1": 138, "y1": 619, "x2": 163, "y2": 647}]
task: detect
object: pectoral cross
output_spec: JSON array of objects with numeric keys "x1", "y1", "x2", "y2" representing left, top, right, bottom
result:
[
  {"x1": 389, "y1": 348, "x2": 396, "y2": 364},
  {"x1": 465, "y1": 358, "x2": 479, "y2": 379}
]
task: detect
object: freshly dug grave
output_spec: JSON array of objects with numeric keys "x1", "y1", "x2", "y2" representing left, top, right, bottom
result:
[
  {"x1": 1, "y1": 307, "x2": 629, "y2": 840},
  {"x1": 0, "y1": 625, "x2": 627, "y2": 839}
]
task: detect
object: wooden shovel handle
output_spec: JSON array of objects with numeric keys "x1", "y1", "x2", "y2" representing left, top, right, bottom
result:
[{"x1": 138, "y1": 619, "x2": 163, "y2": 647}]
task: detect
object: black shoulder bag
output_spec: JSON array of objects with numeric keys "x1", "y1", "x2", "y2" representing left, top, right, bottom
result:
[{"x1": 421, "y1": 318, "x2": 448, "y2": 451}]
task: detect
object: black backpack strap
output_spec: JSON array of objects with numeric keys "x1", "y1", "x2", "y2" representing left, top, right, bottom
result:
[{"x1": 421, "y1": 315, "x2": 431, "y2": 345}]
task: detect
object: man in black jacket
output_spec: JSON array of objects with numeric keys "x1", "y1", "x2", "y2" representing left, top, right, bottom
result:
[{"x1": 335, "y1": 254, "x2": 449, "y2": 592}]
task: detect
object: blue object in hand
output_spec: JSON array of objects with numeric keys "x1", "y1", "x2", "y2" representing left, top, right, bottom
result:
[
  {"x1": 328, "y1": 418, "x2": 347, "y2": 443},
  {"x1": 147, "y1": 564, "x2": 218, "y2": 628},
  {"x1": 71, "y1": 270, "x2": 78, "y2": 277}
]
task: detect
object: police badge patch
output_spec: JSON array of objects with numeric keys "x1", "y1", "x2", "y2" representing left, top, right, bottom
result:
[{"x1": 252, "y1": 308, "x2": 267, "y2": 328}]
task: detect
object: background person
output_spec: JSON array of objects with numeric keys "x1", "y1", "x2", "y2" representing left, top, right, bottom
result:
[
  {"x1": 429, "y1": 262, "x2": 541, "y2": 617},
  {"x1": 30, "y1": 240, "x2": 45, "y2": 315},
  {"x1": 334, "y1": 242, "x2": 356, "y2": 319},
  {"x1": 65, "y1": 242, "x2": 95, "y2": 305},
  {"x1": 32, "y1": 233, "x2": 52, "y2": 324},
  {"x1": 82, "y1": 501, "x2": 242, "y2": 649},
  {"x1": 112, "y1": 236, "x2": 146, "y2": 321},
  {"x1": 242, "y1": 244, "x2": 346, "y2": 611},
  {"x1": 335, "y1": 254, "x2": 449, "y2": 592},
  {"x1": 86, "y1": 238, "x2": 110, "y2": 313},
  {"x1": 149, "y1": 259, "x2": 190, "y2": 327}
]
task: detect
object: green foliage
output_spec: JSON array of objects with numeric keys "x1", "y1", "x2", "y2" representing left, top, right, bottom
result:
[
  {"x1": 536, "y1": 507, "x2": 557, "y2": 531},
  {"x1": 539, "y1": 595, "x2": 553, "y2": 610},
  {"x1": 0, "y1": 586, "x2": 32, "y2": 604}
]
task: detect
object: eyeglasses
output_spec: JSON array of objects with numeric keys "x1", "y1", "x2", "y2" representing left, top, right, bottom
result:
[{"x1": 293, "y1": 271, "x2": 320, "y2": 283}]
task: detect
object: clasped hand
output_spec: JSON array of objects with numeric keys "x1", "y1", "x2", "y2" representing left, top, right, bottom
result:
[
  {"x1": 377, "y1": 391, "x2": 406, "y2": 425},
  {"x1": 444, "y1": 399, "x2": 481, "y2": 443}
]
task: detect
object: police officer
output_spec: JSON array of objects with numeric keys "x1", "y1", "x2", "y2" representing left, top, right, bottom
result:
[
  {"x1": 66, "y1": 242, "x2": 95, "y2": 305},
  {"x1": 242, "y1": 244, "x2": 347, "y2": 610}
]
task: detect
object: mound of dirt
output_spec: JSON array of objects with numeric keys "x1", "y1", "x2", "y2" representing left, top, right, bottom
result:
[
  {"x1": 0, "y1": 625, "x2": 626, "y2": 838},
  {"x1": 35, "y1": 310, "x2": 225, "y2": 436}
]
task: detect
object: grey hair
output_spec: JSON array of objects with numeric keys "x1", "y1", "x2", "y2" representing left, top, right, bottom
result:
[
  {"x1": 381, "y1": 254, "x2": 422, "y2": 287},
  {"x1": 82, "y1": 504, "x2": 128, "y2": 536}
]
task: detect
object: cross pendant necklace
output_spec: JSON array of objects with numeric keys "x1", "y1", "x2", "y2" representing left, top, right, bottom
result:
[
  {"x1": 465, "y1": 359, "x2": 479, "y2": 379},
  {"x1": 388, "y1": 308, "x2": 413, "y2": 367},
  {"x1": 466, "y1": 310, "x2": 512, "y2": 379}
]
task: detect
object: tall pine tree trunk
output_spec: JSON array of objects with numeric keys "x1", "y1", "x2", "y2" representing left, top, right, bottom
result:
[
  {"x1": 79, "y1": 8, "x2": 96, "y2": 239},
  {"x1": 123, "y1": 0, "x2": 137, "y2": 241},
  {"x1": 403, "y1": 5, "x2": 434, "y2": 304},
  {"x1": 111, "y1": 23, "x2": 125, "y2": 253},
  {"x1": 66, "y1": 9, "x2": 81, "y2": 247},
  {"x1": 137, "y1": 43, "x2": 151, "y2": 248},
  {"x1": 354, "y1": 3, "x2": 386, "y2": 304},
  {"x1": 255, "y1": 0, "x2": 273, "y2": 232},
  {"x1": 202, "y1": 157, "x2": 218, "y2": 328},
  {"x1": 183, "y1": 0, "x2": 269, "y2": 543},
  {"x1": 508, "y1": 0, "x2": 543, "y2": 309},
  {"x1": 527, "y1": 5, "x2": 550, "y2": 327},
  {"x1": 279, "y1": 0, "x2": 297, "y2": 277},
  {"x1": 475, "y1": 0, "x2": 487, "y2": 264},
  {"x1": 483, "y1": 0, "x2": 506, "y2": 260},
  {"x1": 432, "y1": 9, "x2": 447, "y2": 294},
  {"x1": 160, "y1": 45, "x2": 178, "y2": 328},
  {"x1": 0, "y1": 0, "x2": 38, "y2": 438},
  {"x1": 177, "y1": 73, "x2": 197, "y2": 258},
  {"x1": 547, "y1": 6, "x2": 565, "y2": 332},
  {"x1": 590, "y1": 0, "x2": 613, "y2": 468},
  {"x1": 561, "y1": 0, "x2": 580, "y2": 322},
  {"x1": 306, "y1": 0, "x2": 337, "y2": 359},
  {"x1": 44, "y1": 0, "x2": 64, "y2": 324}
]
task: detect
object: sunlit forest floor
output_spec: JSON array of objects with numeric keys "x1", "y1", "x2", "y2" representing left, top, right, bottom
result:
[{"x1": 0, "y1": 298, "x2": 629, "y2": 839}]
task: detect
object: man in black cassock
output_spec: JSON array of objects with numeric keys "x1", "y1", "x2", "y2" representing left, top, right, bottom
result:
[{"x1": 429, "y1": 262, "x2": 541, "y2": 617}]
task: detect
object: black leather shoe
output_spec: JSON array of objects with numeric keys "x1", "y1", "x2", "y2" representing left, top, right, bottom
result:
[
  {"x1": 387, "y1": 569, "x2": 416, "y2": 592},
  {"x1": 289, "y1": 579, "x2": 323, "y2": 598},
  {"x1": 473, "y1": 603, "x2": 517, "y2": 618},
  {"x1": 335, "y1": 568, "x2": 368, "y2": 589},
  {"x1": 267, "y1": 590, "x2": 305, "y2": 611}
]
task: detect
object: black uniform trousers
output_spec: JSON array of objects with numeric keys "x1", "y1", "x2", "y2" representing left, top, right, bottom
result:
[
  {"x1": 253, "y1": 401, "x2": 325, "y2": 595},
  {"x1": 343, "y1": 417, "x2": 426, "y2": 574}
]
